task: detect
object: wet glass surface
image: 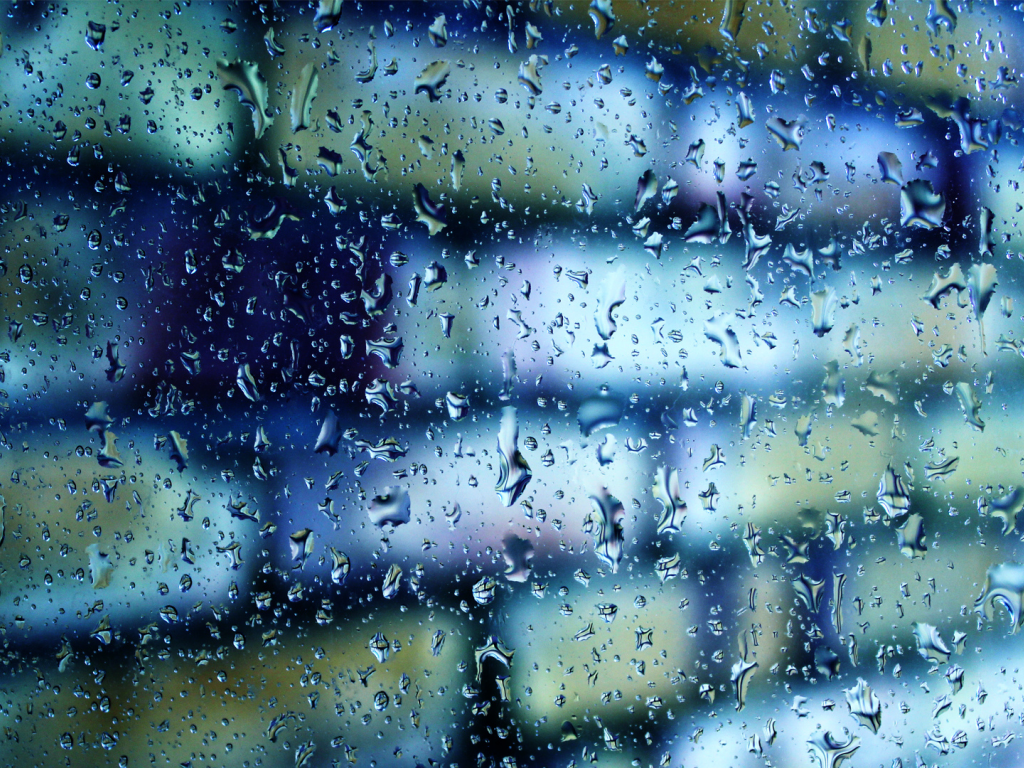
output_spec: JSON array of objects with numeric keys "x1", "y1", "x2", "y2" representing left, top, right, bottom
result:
[{"x1": 2, "y1": 1, "x2": 1024, "y2": 767}]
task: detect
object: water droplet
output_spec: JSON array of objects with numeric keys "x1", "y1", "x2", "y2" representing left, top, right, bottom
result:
[
  {"x1": 495, "y1": 406, "x2": 532, "y2": 506},
  {"x1": 414, "y1": 60, "x2": 450, "y2": 102},
  {"x1": 368, "y1": 487, "x2": 411, "y2": 528},
  {"x1": 217, "y1": 59, "x2": 272, "y2": 138}
]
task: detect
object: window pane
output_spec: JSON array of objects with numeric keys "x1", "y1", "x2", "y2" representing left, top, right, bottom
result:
[{"x1": 1, "y1": 2, "x2": 1021, "y2": 768}]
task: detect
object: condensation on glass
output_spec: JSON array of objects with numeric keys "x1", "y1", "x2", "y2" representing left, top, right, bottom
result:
[{"x1": 0, "y1": 1, "x2": 1022, "y2": 767}]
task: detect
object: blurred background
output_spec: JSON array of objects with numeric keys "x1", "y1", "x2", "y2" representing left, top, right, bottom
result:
[{"x1": 2, "y1": 0, "x2": 1024, "y2": 766}]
